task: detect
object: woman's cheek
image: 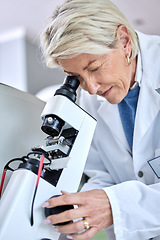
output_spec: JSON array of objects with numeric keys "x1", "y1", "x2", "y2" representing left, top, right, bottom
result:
[{"x1": 80, "y1": 81, "x2": 88, "y2": 92}]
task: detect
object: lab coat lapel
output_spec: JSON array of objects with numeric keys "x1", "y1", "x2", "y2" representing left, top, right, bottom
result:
[
  {"x1": 97, "y1": 99, "x2": 131, "y2": 152},
  {"x1": 133, "y1": 81, "x2": 160, "y2": 151},
  {"x1": 133, "y1": 32, "x2": 160, "y2": 151}
]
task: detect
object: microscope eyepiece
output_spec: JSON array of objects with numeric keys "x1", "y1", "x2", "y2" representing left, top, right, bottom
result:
[
  {"x1": 41, "y1": 76, "x2": 80, "y2": 137},
  {"x1": 54, "y1": 75, "x2": 80, "y2": 102}
]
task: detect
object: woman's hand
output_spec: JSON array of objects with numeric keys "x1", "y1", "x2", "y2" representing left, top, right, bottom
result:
[{"x1": 42, "y1": 189, "x2": 113, "y2": 240}]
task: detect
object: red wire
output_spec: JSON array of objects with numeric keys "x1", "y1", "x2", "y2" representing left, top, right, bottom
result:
[
  {"x1": 0, "y1": 169, "x2": 7, "y2": 198},
  {"x1": 36, "y1": 154, "x2": 45, "y2": 187}
]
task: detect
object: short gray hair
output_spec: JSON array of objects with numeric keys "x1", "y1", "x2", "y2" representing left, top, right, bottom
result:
[{"x1": 40, "y1": 0, "x2": 139, "y2": 68}]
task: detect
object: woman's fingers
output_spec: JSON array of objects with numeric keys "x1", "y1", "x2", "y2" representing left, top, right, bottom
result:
[
  {"x1": 45, "y1": 207, "x2": 85, "y2": 226},
  {"x1": 53, "y1": 219, "x2": 87, "y2": 234},
  {"x1": 43, "y1": 191, "x2": 82, "y2": 209}
]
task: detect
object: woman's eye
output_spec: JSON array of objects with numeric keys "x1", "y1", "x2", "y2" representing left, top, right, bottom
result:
[{"x1": 90, "y1": 67, "x2": 99, "y2": 72}]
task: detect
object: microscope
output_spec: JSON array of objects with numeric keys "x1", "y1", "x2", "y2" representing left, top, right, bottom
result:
[{"x1": 0, "y1": 76, "x2": 96, "y2": 240}]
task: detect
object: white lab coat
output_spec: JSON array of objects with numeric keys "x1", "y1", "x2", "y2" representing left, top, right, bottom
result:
[{"x1": 80, "y1": 31, "x2": 160, "y2": 240}]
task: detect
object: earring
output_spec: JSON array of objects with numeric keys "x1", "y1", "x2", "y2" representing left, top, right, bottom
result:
[{"x1": 127, "y1": 55, "x2": 131, "y2": 65}]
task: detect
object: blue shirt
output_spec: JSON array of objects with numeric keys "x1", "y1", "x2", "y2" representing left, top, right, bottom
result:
[{"x1": 118, "y1": 86, "x2": 140, "y2": 150}]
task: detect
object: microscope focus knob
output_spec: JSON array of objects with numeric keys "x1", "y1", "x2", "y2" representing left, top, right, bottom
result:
[
  {"x1": 44, "y1": 195, "x2": 74, "y2": 226},
  {"x1": 47, "y1": 117, "x2": 54, "y2": 124},
  {"x1": 41, "y1": 115, "x2": 65, "y2": 137}
]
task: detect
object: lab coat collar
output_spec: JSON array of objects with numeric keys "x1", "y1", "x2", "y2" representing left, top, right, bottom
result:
[{"x1": 130, "y1": 50, "x2": 142, "y2": 90}]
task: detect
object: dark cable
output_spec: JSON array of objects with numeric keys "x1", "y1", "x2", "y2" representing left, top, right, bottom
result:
[{"x1": 30, "y1": 154, "x2": 45, "y2": 226}]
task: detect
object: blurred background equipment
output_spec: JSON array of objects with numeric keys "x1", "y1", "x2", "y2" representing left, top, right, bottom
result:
[{"x1": 0, "y1": 83, "x2": 46, "y2": 191}]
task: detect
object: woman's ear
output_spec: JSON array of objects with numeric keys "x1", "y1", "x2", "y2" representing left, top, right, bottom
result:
[{"x1": 117, "y1": 25, "x2": 132, "y2": 56}]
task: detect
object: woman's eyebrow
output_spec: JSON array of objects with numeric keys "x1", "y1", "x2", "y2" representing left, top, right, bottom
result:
[
  {"x1": 63, "y1": 70, "x2": 74, "y2": 74},
  {"x1": 63, "y1": 70, "x2": 79, "y2": 76}
]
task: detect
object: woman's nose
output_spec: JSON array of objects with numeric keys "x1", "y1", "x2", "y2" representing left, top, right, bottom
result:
[
  {"x1": 81, "y1": 76, "x2": 100, "y2": 95},
  {"x1": 86, "y1": 80, "x2": 101, "y2": 95}
]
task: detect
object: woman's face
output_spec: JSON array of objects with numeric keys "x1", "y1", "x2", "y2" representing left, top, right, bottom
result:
[{"x1": 58, "y1": 40, "x2": 136, "y2": 104}]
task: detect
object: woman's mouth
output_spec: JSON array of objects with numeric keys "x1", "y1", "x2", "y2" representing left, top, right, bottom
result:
[{"x1": 101, "y1": 87, "x2": 113, "y2": 97}]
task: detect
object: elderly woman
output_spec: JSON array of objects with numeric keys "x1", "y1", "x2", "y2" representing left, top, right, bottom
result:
[{"x1": 40, "y1": 0, "x2": 160, "y2": 240}]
